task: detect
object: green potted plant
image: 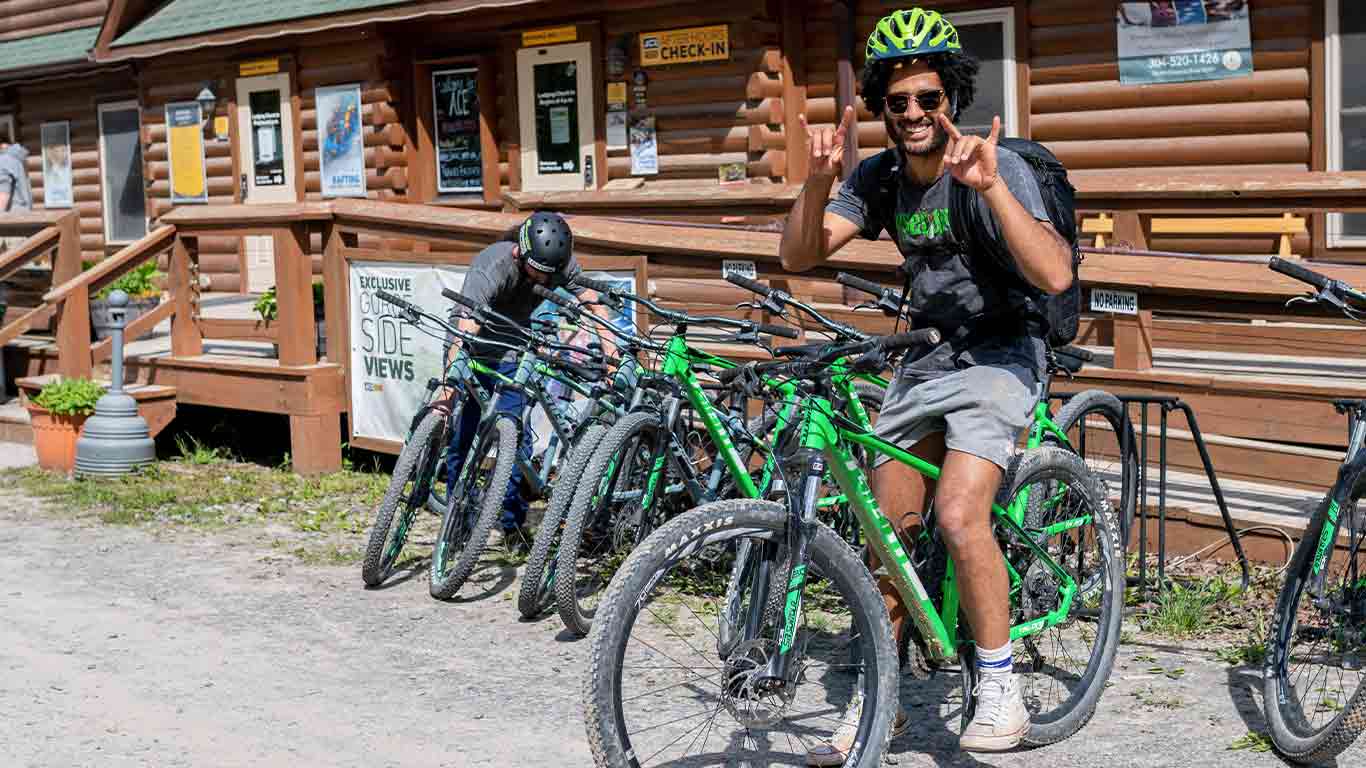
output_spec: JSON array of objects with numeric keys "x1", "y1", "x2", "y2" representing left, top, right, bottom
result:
[
  {"x1": 27, "y1": 377, "x2": 104, "y2": 472},
  {"x1": 89, "y1": 260, "x2": 165, "y2": 341},
  {"x1": 255, "y1": 282, "x2": 326, "y2": 359}
]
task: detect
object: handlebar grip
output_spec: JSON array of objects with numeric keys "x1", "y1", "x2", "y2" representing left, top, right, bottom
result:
[
  {"x1": 558, "y1": 359, "x2": 602, "y2": 382},
  {"x1": 880, "y1": 328, "x2": 942, "y2": 350},
  {"x1": 1269, "y1": 256, "x2": 1331, "y2": 291},
  {"x1": 758, "y1": 322, "x2": 800, "y2": 339},
  {"x1": 441, "y1": 287, "x2": 478, "y2": 310},
  {"x1": 836, "y1": 272, "x2": 888, "y2": 298},
  {"x1": 375, "y1": 290, "x2": 414, "y2": 313},
  {"x1": 1056, "y1": 345, "x2": 1094, "y2": 362},
  {"x1": 724, "y1": 271, "x2": 771, "y2": 297},
  {"x1": 715, "y1": 365, "x2": 747, "y2": 384},
  {"x1": 533, "y1": 283, "x2": 575, "y2": 309},
  {"x1": 572, "y1": 275, "x2": 618, "y2": 295}
]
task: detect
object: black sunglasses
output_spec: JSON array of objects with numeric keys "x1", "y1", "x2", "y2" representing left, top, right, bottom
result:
[{"x1": 884, "y1": 89, "x2": 946, "y2": 115}]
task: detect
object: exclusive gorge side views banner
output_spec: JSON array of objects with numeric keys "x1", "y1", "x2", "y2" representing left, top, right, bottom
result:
[
  {"x1": 349, "y1": 261, "x2": 468, "y2": 444},
  {"x1": 1116, "y1": 1, "x2": 1252, "y2": 84}
]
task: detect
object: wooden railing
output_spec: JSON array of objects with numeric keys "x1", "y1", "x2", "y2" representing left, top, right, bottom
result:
[{"x1": 0, "y1": 210, "x2": 82, "y2": 377}]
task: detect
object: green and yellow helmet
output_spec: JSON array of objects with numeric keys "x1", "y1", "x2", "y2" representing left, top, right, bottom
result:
[{"x1": 865, "y1": 8, "x2": 961, "y2": 62}]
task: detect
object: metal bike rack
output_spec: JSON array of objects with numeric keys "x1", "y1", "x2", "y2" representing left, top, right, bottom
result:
[{"x1": 1049, "y1": 393, "x2": 1251, "y2": 596}]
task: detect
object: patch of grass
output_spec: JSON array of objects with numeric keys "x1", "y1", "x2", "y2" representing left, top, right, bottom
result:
[
  {"x1": 1227, "y1": 731, "x2": 1273, "y2": 753},
  {"x1": 1142, "y1": 576, "x2": 1240, "y2": 639},
  {"x1": 1131, "y1": 686, "x2": 1185, "y2": 710},
  {"x1": 175, "y1": 434, "x2": 227, "y2": 465},
  {"x1": 291, "y1": 544, "x2": 361, "y2": 566}
]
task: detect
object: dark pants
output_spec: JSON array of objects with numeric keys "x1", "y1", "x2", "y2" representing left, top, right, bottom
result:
[{"x1": 445, "y1": 360, "x2": 531, "y2": 532}]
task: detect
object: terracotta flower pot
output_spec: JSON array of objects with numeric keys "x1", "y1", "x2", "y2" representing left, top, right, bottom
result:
[{"x1": 28, "y1": 406, "x2": 89, "y2": 473}]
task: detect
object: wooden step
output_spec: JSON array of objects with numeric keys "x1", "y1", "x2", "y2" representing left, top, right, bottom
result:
[
  {"x1": 0, "y1": 397, "x2": 32, "y2": 443},
  {"x1": 14, "y1": 374, "x2": 178, "y2": 439}
]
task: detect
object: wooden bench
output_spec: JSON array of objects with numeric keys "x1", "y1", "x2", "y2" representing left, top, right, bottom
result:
[{"x1": 1081, "y1": 212, "x2": 1307, "y2": 258}]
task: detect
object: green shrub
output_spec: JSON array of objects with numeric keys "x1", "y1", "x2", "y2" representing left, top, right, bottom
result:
[
  {"x1": 95, "y1": 260, "x2": 164, "y2": 301},
  {"x1": 32, "y1": 378, "x2": 104, "y2": 416},
  {"x1": 254, "y1": 282, "x2": 325, "y2": 323}
]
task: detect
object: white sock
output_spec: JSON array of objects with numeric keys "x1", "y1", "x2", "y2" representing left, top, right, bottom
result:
[{"x1": 975, "y1": 641, "x2": 1013, "y2": 678}]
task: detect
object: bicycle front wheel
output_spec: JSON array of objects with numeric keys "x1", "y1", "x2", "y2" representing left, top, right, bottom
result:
[
  {"x1": 429, "y1": 417, "x2": 518, "y2": 600},
  {"x1": 1264, "y1": 463, "x2": 1366, "y2": 764},
  {"x1": 584, "y1": 498, "x2": 898, "y2": 768},
  {"x1": 362, "y1": 409, "x2": 445, "y2": 587}
]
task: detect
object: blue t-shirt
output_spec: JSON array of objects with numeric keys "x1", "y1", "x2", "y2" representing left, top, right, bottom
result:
[{"x1": 827, "y1": 147, "x2": 1052, "y2": 382}]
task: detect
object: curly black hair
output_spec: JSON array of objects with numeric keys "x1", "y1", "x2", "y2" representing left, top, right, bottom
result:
[{"x1": 860, "y1": 52, "x2": 980, "y2": 120}]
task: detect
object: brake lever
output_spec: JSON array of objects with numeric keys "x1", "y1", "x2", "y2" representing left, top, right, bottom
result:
[
  {"x1": 852, "y1": 301, "x2": 880, "y2": 313},
  {"x1": 1285, "y1": 292, "x2": 1322, "y2": 310}
]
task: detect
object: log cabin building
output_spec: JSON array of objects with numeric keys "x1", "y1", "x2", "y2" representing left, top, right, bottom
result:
[{"x1": 3, "y1": 0, "x2": 1366, "y2": 554}]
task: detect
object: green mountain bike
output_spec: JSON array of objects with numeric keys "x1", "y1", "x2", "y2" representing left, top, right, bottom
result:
[
  {"x1": 583, "y1": 329, "x2": 1124, "y2": 767},
  {"x1": 1261, "y1": 256, "x2": 1366, "y2": 764}
]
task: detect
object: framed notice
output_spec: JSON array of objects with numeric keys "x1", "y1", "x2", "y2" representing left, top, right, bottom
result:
[
  {"x1": 534, "y1": 60, "x2": 580, "y2": 175},
  {"x1": 433, "y1": 68, "x2": 483, "y2": 193},
  {"x1": 1116, "y1": 1, "x2": 1252, "y2": 84},
  {"x1": 165, "y1": 102, "x2": 208, "y2": 204},
  {"x1": 349, "y1": 261, "x2": 469, "y2": 444},
  {"x1": 317, "y1": 84, "x2": 366, "y2": 198},
  {"x1": 39, "y1": 122, "x2": 72, "y2": 209},
  {"x1": 629, "y1": 114, "x2": 658, "y2": 176},
  {"x1": 249, "y1": 90, "x2": 285, "y2": 186}
]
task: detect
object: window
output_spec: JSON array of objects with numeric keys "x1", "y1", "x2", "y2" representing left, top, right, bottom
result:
[
  {"x1": 1328, "y1": 0, "x2": 1366, "y2": 244},
  {"x1": 951, "y1": 8, "x2": 1017, "y2": 138},
  {"x1": 97, "y1": 101, "x2": 148, "y2": 244},
  {"x1": 0, "y1": 114, "x2": 13, "y2": 143}
]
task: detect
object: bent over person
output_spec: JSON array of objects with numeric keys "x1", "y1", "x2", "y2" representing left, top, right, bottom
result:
[
  {"x1": 440, "y1": 211, "x2": 607, "y2": 551},
  {"x1": 778, "y1": 8, "x2": 1075, "y2": 763}
]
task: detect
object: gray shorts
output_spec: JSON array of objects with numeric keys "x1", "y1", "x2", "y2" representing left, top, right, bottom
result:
[{"x1": 872, "y1": 363, "x2": 1042, "y2": 471}]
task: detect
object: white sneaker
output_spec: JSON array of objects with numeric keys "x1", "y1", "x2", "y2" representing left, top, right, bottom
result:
[
  {"x1": 959, "y1": 673, "x2": 1029, "y2": 752},
  {"x1": 805, "y1": 700, "x2": 909, "y2": 767}
]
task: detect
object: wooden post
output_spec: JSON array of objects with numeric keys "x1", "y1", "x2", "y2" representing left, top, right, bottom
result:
[
  {"x1": 274, "y1": 224, "x2": 317, "y2": 367},
  {"x1": 169, "y1": 234, "x2": 203, "y2": 358},
  {"x1": 1112, "y1": 211, "x2": 1148, "y2": 251},
  {"x1": 833, "y1": 1, "x2": 857, "y2": 180},
  {"x1": 1112, "y1": 309, "x2": 1153, "y2": 370},
  {"x1": 52, "y1": 212, "x2": 91, "y2": 379},
  {"x1": 290, "y1": 413, "x2": 342, "y2": 475},
  {"x1": 321, "y1": 224, "x2": 349, "y2": 367},
  {"x1": 781, "y1": 0, "x2": 809, "y2": 184}
]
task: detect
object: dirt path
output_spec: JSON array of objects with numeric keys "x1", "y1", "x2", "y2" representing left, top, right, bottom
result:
[{"x1": 0, "y1": 489, "x2": 1360, "y2": 768}]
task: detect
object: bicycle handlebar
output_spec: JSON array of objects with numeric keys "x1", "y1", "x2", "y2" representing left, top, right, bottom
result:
[
  {"x1": 375, "y1": 289, "x2": 417, "y2": 314},
  {"x1": 1269, "y1": 256, "x2": 1331, "y2": 292},
  {"x1": 835, "y1": 272, "x2": 887, "y2": 298},
  {"x1": 572, "y1": 275, "x2": 619, "y2": 296},
  {"x1": 724, "y1": 271, "x2": 770, "y2": 297},
  {"x1": 759, "y1": 322, "x2": 800, "y2": 340}
]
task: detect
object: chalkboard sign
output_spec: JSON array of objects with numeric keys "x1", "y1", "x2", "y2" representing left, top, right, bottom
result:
[{"x1": 433, "y1": 68, "x2": 482, "y2": 193}]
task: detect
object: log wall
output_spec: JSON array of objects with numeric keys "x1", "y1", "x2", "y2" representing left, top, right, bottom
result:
[
  {"x1": 16, "y1": 70, "x2": 140, "y2": 267},
  {"x1": 0, "y1": 0, "x2": 107, "y2": 43}
]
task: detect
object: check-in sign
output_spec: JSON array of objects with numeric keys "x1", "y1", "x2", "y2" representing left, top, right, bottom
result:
[{"x1": 640, "y1": 24, "x2": 729, "y2": 67}]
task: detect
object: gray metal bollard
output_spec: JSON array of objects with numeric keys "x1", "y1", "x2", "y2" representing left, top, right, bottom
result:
[{"x1": 75, "y1": 290, "x2": 156, "y2": 477}]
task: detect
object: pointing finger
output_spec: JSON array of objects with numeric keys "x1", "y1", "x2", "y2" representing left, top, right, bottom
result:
[
  {"x1": 988, "y1": 115, "x2": 1001, "y2": 144},
  {"x1": 936, "y1": 112, "x2": 963, "y2": 141}
]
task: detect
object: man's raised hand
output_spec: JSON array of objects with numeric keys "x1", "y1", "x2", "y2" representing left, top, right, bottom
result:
[
  {"x1": 939, "y1": 113, "x2": 1001, "y2": 193},
  {"x1": 804, "y1": 105, "x2": 856, "y2": 180}
]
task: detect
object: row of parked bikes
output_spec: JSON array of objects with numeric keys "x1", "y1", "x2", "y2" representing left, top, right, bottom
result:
[{"x1": 360, "y1": 257, "x2": 1363, "y2": 766}]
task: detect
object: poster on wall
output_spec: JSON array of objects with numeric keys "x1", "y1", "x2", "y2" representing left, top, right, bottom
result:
[
  {"x1": 349, "y1": 261, "x2": 469, "y2": 444},
  {"x1": 433, "y1": 68, "x2": 483, "y2": 193},
  {"x1": 629, "y1": 114, "x2": 658, "y2": 176},
  {"x1": 165, "y1": 102, "x2": 208, "y2": 204},
  {"x1": 1116, "y1": 1, "x2": 1252, "y2": 84},
  {"x1": 639, "y1": 24, "x2": 730, "y2": 67},
  {"x1": 317, "y1": 84, "x2": 366, "y2": 198},
  {"x1": 533, "y1": 60, "x2": 579, "y2": 175},
  {"x1": 39, "y1": 122, "x2": 72, "y2": 209},
  {"x1": 250, "y1": 90, "x2": 286, "y2": 186}
]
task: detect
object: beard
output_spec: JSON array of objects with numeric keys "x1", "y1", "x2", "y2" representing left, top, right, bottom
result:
[{"x1": 888, "y1": 115, "x2": 949, "y2": 157}]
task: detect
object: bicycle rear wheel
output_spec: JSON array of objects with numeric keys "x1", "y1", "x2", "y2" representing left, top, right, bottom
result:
[
  {"x1": 1264, "y1": 463, "x2": 1366, "y2": 764},
  {"x1": 1049, "y1": 390, "x2": 1138, "y2": 547}
]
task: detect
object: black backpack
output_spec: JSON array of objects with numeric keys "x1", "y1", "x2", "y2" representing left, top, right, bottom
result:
[{"x1": 865, "y1": 140, "x2": 1083, "y2": 347}]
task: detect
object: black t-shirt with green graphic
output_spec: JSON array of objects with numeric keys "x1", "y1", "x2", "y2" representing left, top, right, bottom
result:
[{"x1": 827, "y1": 147, "x2": 1051, "y2": 382}]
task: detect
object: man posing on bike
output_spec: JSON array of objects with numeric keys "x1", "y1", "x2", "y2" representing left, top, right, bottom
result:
[
  {"x1": 441, "y1": 211, "x2": 608, "y2": 549},
  {"x1": 779, "y1": 8, "x2": 1074, "y2": 759}
]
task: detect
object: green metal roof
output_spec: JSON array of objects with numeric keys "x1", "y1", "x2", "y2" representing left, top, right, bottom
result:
[
  {"x1": 0, "y1": 26, "x2": 99, "y2": 74},
  {"x1": 112, "y1": 0, "x2": 419, "y2": 47}
]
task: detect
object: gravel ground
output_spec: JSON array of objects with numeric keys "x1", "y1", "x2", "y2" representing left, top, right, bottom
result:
[{"x1": 0, "y1": 479, "x2": 1361, "y2": 768}]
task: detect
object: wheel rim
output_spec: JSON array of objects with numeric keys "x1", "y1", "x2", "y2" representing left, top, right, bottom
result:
[{"x1": 435, "y1": 432, "x2": 500, "y2": 577}]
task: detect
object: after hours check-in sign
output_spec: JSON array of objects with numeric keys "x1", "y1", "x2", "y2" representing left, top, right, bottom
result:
[{"x1": 639, "y1": 24, "x2": 729, "y2": 67}]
